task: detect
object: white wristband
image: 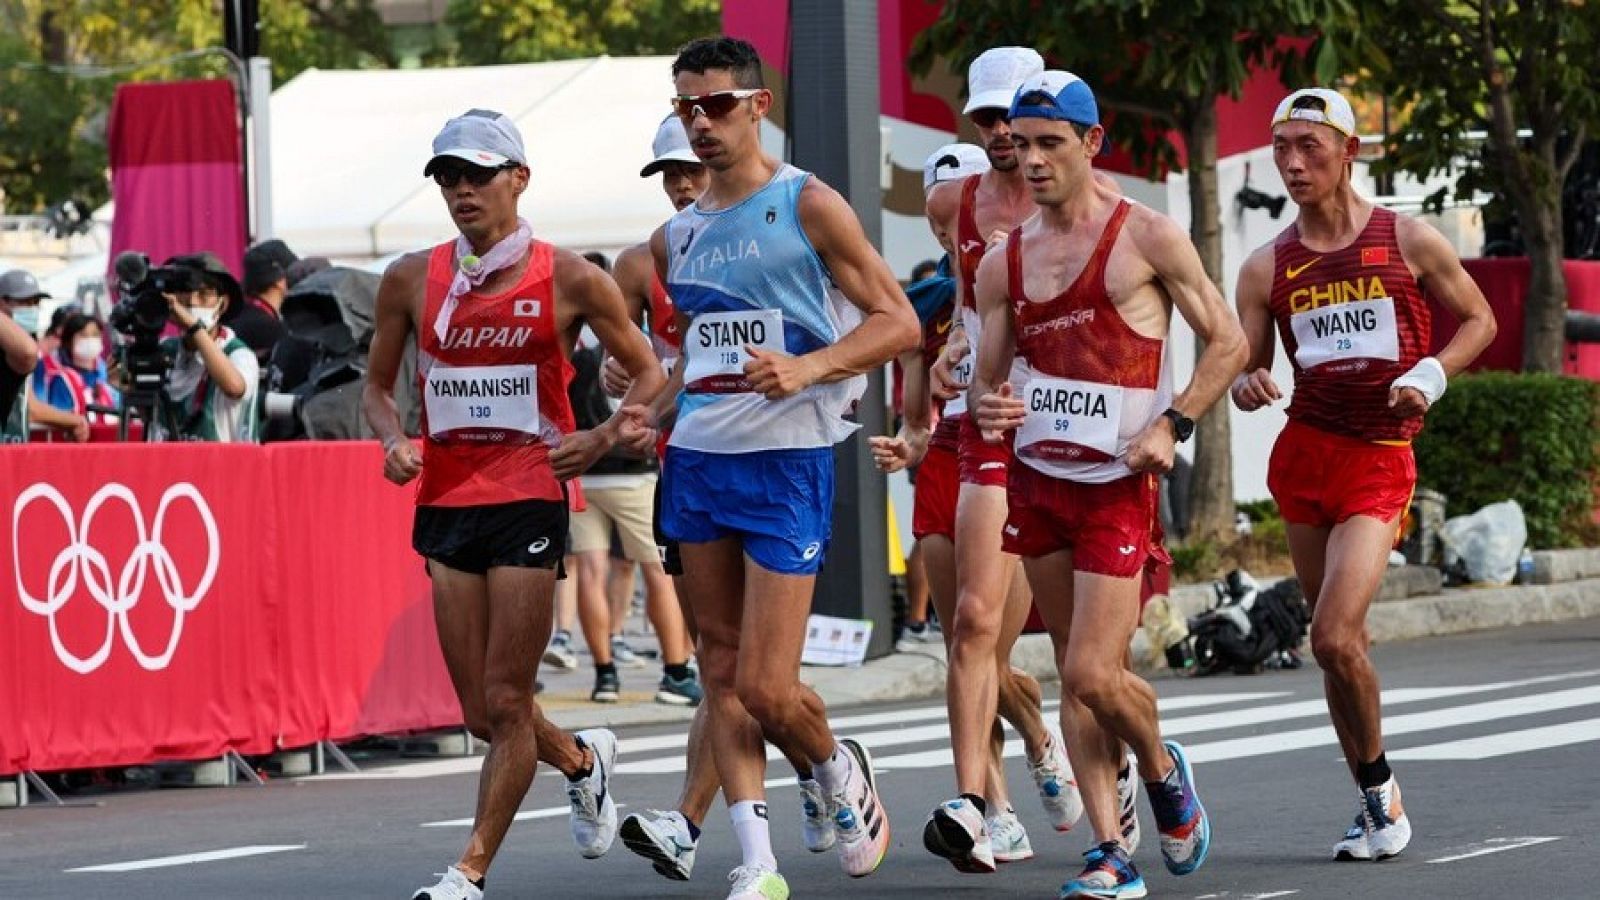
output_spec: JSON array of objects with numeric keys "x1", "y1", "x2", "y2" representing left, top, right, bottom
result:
[{"x1": 1391, "y1": 356, "x2": 1447, "y2": 408}]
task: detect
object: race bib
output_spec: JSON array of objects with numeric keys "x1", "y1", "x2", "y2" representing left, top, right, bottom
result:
[
  {"x1": 1291, "y1": 297, "x2": 1400, "y2": 371},
  {"x1": 1015, "y1": 377, "x2": 1123, "y2": 463},
  {"x1": 943, "y1": 354, "x2": 975, "y2": 417},
  {"x1": 682, "y1": 309, "x2": 785, "y2": 394},
  {"x1": 424, "y1": 363, "x2": 540, "y2": 442}
]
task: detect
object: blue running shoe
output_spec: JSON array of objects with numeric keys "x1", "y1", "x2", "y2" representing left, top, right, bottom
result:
[
  {"x1": 1145, "y1": 740, "x2": 1211, "y2": 876},
  {"x1": 1060, "y1": 841, "x2": 1147, "y2": 899}
]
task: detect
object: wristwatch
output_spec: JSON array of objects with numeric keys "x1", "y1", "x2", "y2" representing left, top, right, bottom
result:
[{"x1": 1161, "y1": 408, "x2": 1195, "y2": 442}]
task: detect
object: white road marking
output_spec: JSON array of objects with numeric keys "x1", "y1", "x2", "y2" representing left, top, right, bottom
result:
[
  {"x1": 1391, "y1": 717, "x2": 1600, "y2": 760},
  {"x1": 66, "y1": 845, "x2": 306, "y2": 873},
  {"x1": 1426, "y1": 836, "x2": 1562, "y2": 864},
  {"x1": 421, "y1": 803, "x2": 626, "y2": 829}
]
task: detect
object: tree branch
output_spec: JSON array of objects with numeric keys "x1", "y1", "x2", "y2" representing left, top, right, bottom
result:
[
  {"x1": 1097, "y1": 95, "x2": 1180, "y2": 129},
  {"x1": 1558, "y1": 122, "x2": 1589, "y2": 180},
  {"x1": 1411, "y1": 0, "x2": 1476, "y2": 45}
]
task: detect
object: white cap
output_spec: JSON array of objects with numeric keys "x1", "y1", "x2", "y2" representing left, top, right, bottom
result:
[
  {"x1": 923, "y1": 143, "x2": 990, "y2": 191},
  {"x1": 423, "y1": 109, "x2": 528, "y2": 176},
  {"x1": 964, "y1": 46, "x2": 1045, "y2": 114},
  {"x1": 640, "y1": 114, "x2": 701, "y2": 177},
  {"x1": 1271, "y1": 88, "x2": 1357, "y2": 138}
]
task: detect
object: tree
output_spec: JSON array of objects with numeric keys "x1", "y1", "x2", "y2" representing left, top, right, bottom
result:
[
  {"x1": 1341, "y1": 1, "x2": 1600, "y2": 373},
  {"x1": 446, "y1": 0, "x2": 720, "y2": 66},
  {"x1": 914, "y1": 0, "x2": 1356, "y2": 542}
]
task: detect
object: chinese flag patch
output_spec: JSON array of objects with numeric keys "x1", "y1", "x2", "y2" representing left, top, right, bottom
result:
[{"x1": 1362, "y1": 246, "x2": 1389, "y2": 266}]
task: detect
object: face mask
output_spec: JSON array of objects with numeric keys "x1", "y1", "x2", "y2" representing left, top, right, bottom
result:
[
  {"x1": 188, "y1": 307, "x2": 218, "y2": 329},
  {"x1": 72, "y1": 336, "x2": 103, "y2": 367},
  {"x1": 9, "y1": 305, "x2": 39, "y2": 334}
]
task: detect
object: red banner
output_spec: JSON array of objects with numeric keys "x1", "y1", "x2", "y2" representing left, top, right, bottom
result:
[{"x1": 0, "y1": 442, "x2": 460, "y2": 775}]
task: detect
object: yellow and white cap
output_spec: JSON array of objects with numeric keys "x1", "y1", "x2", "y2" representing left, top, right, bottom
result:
[{"x1": 1272, "y1": 88, "x2": 1356, "y2": 137}]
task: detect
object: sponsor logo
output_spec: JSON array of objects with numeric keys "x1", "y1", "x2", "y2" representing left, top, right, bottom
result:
[
  {"x1": 1003, "y1": 524, "x2": 1020, "y2": 536},
  {"x1": 979, "y1": 461, "x2": 1006, "y2": 471},
  {"x1": 1118, "y1": 544, "x2": 1137, "y2": 555},
  {"x1": 528, "y1": 537, "x2": 550, "y2": 554},
  {"x1": 1285, "y1": 257, "x2": 1322, "y2": 280},
  {"x1": 801, "y1": 542, "x2": 822, "y2": 561},
  {"x1": 765, "y1": 207, "x2": 777, "y2": 225},
  {"x1": 12, "y1": 483, "x2": 219, "y2": 674},
  {"x1": 513, "y1": 299, "x2": 541, "y2": 317},
  {"x1": 961, "y1": 239, "x2": 984, "y2": 255},
  {"x1": 678, "y1": 227, "x2": 695, "y2": 256},
  {"x1": 935, "y1": 317, "x2": 952, "y2": 335}
]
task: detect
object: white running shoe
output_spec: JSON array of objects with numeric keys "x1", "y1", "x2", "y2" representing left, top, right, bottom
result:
[
  {"x1": 1359, "y1": 777, "x2": 1411, "y2": 860},
  {"x1": 987, "y1": 809, "x2": 1035, "y2": 863},
  {"x1": 1117, "y1": 756, "x2": 1142, "y2": 855},
  {"x1": 798, "y1": 778, "x2": 836, "y2": 853},
  {"x1": 1028, "y1": 726, "x2": 1084, "y2": 832},
  {"x1": 922, "y1": 796, "x2": 995, "y2": 874},
  {"x1": 620, "y1": 808, "x2": 696, "y2": 881},
  {"x1": 827, "y1": 739, "x2": 891, "y2": 877},
  {"x1": 611, "y1": 636, "x2": 647, "y2": 669},
  {"x1": 567, "y1": 728, "x2": 619, "y2": 858},
  {"x1": 543, "y1": 630, "x2": 578, "y2": 671},
  {"x1": 1333, "y1": 808, "x2": 1372, "y2": 861},
  {"x1": 726, "y1": 863, "x2": 790, "y2": 899},
  {"x1": 412, "y1": 866, "x2": 481, "y2": 900}
]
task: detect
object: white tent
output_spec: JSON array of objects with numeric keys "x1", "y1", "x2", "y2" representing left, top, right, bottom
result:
[{"x1": 269, "y1": 56, "x2": 685, "y2": 259}]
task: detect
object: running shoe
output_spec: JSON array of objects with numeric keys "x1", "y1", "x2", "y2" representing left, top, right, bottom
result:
[
  {"x1": 894, "y1": 621, "x2": 941, "y2": 652},
  {"x1": 567, "y1": 729, "x2": 619, "y2": 858},
  {"x1": 612, "y1": 636, "x2": 647, "y2": 668},
  {"x1": 591, "y1": 670, "x2": 620, "y2": 703},
  {"x1": 1333, "y1": 808, "x2": 1371, "y2": 861},
  {"x1": 827, "y1": 738, "x2": 891, "y2": 877},
  {"x1": 1029, "y1": 726, "x2": 1084, "y2": 832},
  {"x1": 726, "y1": 863, "x2": 789, "y2": 899},
  {"x1": 923, "y1": 796, "x2": 995, "y2": 874},
  {"x1": 621, "y1": 808, "x2": 697, "y2": 881},
  {"x1": 412, "y1": 866, "x2": 481, "y2": 900},
  {"x1": 655, "y1": 671, "x2": 703, "y2": 706},
  {"x1": 1145, "y1": 740, "x2": 1210, "y2": 876},
  {"x1": 543, "y1": 630, "x2": 578, "y2": 670},
  {"x1": 1060, "y1": 841, "x2": 1147, "y2": 899},
  {"x1": 1117, "y1": 757, "x2": 1141, "y2": 855},
  {"x1": 1357, "y1": 776, "x2": 1411, "y2": 860},
  {"x1": 988, "y1": 809, "x2": 1035, "y2": 863},
  {"x1": 798, "y1": 778, "x2": 837, "y2": 853}
]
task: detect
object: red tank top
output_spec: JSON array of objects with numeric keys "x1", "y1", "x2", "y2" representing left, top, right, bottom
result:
[
  {"x1": 955, "y1": 175, "x2": 985, "y2": 310},
  {"x1": 415, "y1": 240, "x2": 576, "y2": 507},
  {"x1": 1269, "y1": 207, "x2": 1432, "y2": 442},
  {"x1": 1007, "y1": 201, "x2": 1170, "y2": 481}
]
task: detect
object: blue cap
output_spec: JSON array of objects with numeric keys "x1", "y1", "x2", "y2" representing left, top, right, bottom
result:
[{"x1": 1008, "y1": 70, "x2": 1099, "y2": 127}]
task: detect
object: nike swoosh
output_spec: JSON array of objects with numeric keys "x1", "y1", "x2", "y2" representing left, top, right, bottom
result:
[
  {"x1": 1285, "y1": 257, "x2": 1322, "y2": 279},
  {"x1": 935, "y1": 318, "x2": 952, "y2": 334}
]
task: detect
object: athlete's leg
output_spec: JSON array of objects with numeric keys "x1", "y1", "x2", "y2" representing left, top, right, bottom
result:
[
  {"x1": 946, "y1": 482, "x2": 1017, "y2": 797},
  {"x1": 904, "y1": 540, "x2": 931, "y2": 627},
  {"x1": 607, "y1": 556, "x2": 635, "y2": 641},
  {"x1": 671, "y1": 576, "x2": 720, "y2": 825},
  {"x1": 573, "y1": 549, "x2": 615, "y2": 668},
  {"x1": 733, "y1": 557, "x2": 834, "y2": 768},
  {"x1": 639, "y1": 560, "x2": 692, "y2": 666},
  {"x1": 994, "y1": 564, "x2": 1049, "y2": 761},
  {"x1": 681, "y1": 539, "x2": 766, "y2": 804}
]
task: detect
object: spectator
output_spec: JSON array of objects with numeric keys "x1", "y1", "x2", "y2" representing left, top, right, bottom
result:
[
  {"x1": 229, "y1": 239, "x2": 297, "y2": 364},
  {"x1": 909, "y1": 257, "x2": 939, "y2": 283},
  {"x1": 38, "y1": 312, "x2": 119, "y2": 424},
  {"x1": 38, "y1": 302, "x2": 80, "y2": 362},
  {"x1": 1, "y1": 269, "x2": 86, "y2": 442},
  {"x1": 155, "y1": 253, "x2": 259, "y2": 442},
  {"x1": 0, "y1": 269, "x2": 41, "y2": 441}
]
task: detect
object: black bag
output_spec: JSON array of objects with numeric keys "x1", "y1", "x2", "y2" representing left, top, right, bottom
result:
[{"x1": 1189, "y1": 572, "x2": 1308, "y2": 675}]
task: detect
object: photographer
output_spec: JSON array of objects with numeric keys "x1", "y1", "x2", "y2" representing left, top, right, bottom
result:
[
  {"x1": 0, "y1": 270, "x2": 41, "y2": 441},
  {"x1": 154, "y1": 253, "x2": 260, "y2": 442},
  {"x1": 230, "y1": 239, "x2": 295, "y2": 365}
]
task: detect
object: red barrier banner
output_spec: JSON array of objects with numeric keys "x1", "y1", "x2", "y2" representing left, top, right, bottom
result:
[{"x1": 0, "y1": 442, "x2": 462, "y2": 776}]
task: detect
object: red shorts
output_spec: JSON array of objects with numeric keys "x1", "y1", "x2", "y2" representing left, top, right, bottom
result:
[
  {"x1": 1001, "y1": 464, "x2": 1171, "y2": 578},
  {"x1": 1267, "y1": 419, "x2": 1416, "y2": 528},
  {"x1": 957, "y1": 415, "x2": 1014, "y2": 487},
  {"x1": 912, "y1": 442, "x2": 960, "y2": 541}
]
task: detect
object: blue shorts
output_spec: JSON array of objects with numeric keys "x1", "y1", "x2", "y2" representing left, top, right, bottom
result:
[{"x1": 662, "y1": 446, "x2": 834, "y2": 575}]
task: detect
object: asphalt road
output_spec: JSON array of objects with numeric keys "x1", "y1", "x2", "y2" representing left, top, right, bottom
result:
[{"x1": 4, "y1": 618, "x2": 1599, "y2": 899}]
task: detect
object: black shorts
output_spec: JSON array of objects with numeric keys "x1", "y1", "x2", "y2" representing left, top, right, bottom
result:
[
  {"x1": 413, "y1": 499, "x2": 567, "y2": 576},
  {"x1": 652, "y1": 477, "x2": 683, "y2": 577}
]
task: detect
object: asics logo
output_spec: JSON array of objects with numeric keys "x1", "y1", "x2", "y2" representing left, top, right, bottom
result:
[
  {"x1": 802, "y1": 542, "x2": 822, "y2": 561},
  {"x1": 1285, "y1": 257, "x2": 1322, "y2": 280},
  {"x1": 529, "y1": 537, "x2": 551, "y2": 554},
  {"x1": 961, "y1": 239, "x2": 983, "y2": 255},
  {"x1": 1118, "y1": 544, "x2": 1137, "y2": 555},
  {"x1": 1004, "y1": 525, "x2": 1020, "y2": 536},
  {"x1": 12, "y1": 482, "x2": 219, "y2": 675}
]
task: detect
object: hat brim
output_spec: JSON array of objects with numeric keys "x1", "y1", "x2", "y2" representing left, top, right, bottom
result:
[
  {"x1": 639, "y1": 150, "x2": 705, "y2": 178},
  {"x1": 423, "y1": 148, "x2": 513, "y2": 177},
  {"x1": 964, "y1": 89, "x2": 1017, "y2": 115}
]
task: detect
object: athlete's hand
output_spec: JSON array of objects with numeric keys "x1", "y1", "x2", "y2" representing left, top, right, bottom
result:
[
  {"x1": 550, "y1": 427, "x2": 615, "y2": 481},
  {"x1": 744, "y1": 346, "x2": 818, "y2": 400},
  {"x1": 1388, "y1": 385, "x2": 1429, "y2": 419},
  {"x1": 975, "y1": 382, "x2": 1024, "y2": 443},
  {"x1": 1126, "y1": 417, "x2": 1177, "y2": 475},
  {"x1": 869, "y1": 427, "x2": 929, "y2": 473},
  {"x1": 383, "y1": 437, "x2": 423, "y2": 485},
  {"x1": 615, "y1": 404, "x2": 658, "y2": 456},
  {"x1": 601, "y1": 355, "x2": 633, "y2": 398},
  {"x1": 1230, "y1": 368, "x2": 1282, "y2": 412},
  {"x1": 930, "y1": 332, "x2": 970, "y2": 402}
]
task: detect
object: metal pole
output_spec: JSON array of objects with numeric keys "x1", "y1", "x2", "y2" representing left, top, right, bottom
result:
[
  {"x1": 788, "y1": 0, "x2": 894, "y2": 659},
  {"x1": 246, "y1": 56, "x2": 274, "y2": 241}
]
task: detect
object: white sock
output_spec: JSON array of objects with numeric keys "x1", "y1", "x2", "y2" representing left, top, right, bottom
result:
[
  {"x1": 812, "y1": 743, "x2": 852, "y2": 793},
  {"x1": 730, "y1": 800, "x2": 776, "y2": 869}
]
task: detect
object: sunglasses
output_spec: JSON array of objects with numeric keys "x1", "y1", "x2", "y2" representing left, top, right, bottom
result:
[
  {"x1": 432, "y1": 162, "x2": 518, "y2": 189},
  {"x1": 970, "y1": 107, "x2": 1009, "y2": 129},
  {"x1": 672, "y1": 89, "x2": 762, "y2": 121}
]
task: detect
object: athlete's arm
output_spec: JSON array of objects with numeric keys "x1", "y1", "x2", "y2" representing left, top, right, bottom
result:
[
  {"x1": 1231, "y1": 245, "x2": 1283, "y2": 411},
  {"x1": 1392, "y1": 214, "x2": 1497, "y2": 416},
  {"x1": 923, "y1": 180, "x2": 970, "y2": 401},
  {"x1": 971, "y1": 244, "x2": 1024, "y2": 443},
  {"x1": 602, "y1": 243, "x2": 655, "y2": 397},
  {"x1": 870, "y1": 348, "x2": 930, "y2": 473},
  {"x1": 745, "y1": 179, "x2": 919, "y2": 400},
  {"x1": 363, "y1": 252, "x2": 426, "y2": 485},
  {"x1": 549, "y1": 249, "x2": 665, "y2": 480}
]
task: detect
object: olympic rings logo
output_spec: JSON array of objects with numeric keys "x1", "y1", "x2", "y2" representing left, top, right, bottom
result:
[{"x1": 11, "y1": 483, "x2": 219, "y2": 675}]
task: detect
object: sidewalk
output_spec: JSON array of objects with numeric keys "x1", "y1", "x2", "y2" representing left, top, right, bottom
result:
[{"x1": 539, "y1": 568, "x2": 1600, "y2": 733}]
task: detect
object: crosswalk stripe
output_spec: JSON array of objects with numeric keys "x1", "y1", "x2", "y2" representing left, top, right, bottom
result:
[{"x1": 1390, "y1": 718, "x2": 1600, "y2": 761}]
